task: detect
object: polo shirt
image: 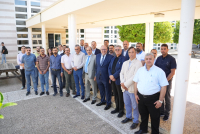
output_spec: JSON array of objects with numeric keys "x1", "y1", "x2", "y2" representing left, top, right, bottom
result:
[
  {"x1": 22, "y1": 53, "x2": 36, "y2": 71},
  {"x1": 133, "y1": 65, "x2": 168, "y2": 95},
  {"x1": 61, "y1": 54, "x2": 73, "y2": 69},
  {"x1": 155, "y1": 54, "x2": 176, "y2": 77},
  {"x1": 36, "y1": 54, "x2": 50, "y2": 72},
  {"x1": 136, "y1": 51, "x2": 145, "y2": 61}
]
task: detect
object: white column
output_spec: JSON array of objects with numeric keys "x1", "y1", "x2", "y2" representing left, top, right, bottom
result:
[
  {"x1": 68, "y1": 14, "x2": 77, "y2": 54},
  {"x1": 28, "y1": 28, "x2": 32, "y2": 50},
  {"x1": 27, "y1": 0, "x2": 31, "y2": 19},
  {"x1": 171, "y1": 0, "x2": 196, "y2": 134},
  {"x1": 145, "y1": 22, "x2": 154, "y2": 53},
  {"x1": 42, "y1": 24, "x2": 47, "y2": 52}
]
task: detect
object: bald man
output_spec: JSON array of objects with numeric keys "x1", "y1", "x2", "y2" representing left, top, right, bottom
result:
[{"x1": 122, "y1": 40, "x2": 130, "y2": 60}]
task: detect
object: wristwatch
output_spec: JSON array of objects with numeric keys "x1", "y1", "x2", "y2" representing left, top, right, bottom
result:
[{"x1": 159, "y1": 100, "x2": 163, "y2": 103}]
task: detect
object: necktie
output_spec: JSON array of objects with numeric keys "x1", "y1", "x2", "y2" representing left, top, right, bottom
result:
[
  {"x1": 100, "y1": 55, "x2": 105, "y2": 66},
  {"x1": 85, "y1": 56, "x2": 91, "y2": 73}
]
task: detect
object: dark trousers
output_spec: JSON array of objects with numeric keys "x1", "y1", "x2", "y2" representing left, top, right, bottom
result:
[
  {"x1": 111, "y1": 81, "x2": 124, "y2": 113},
  {"x1": 51, "y1": 69, "x2": 63, "y2": 94},
  {"x1": 138, "y1": 92, "x2": 160, "y2": 134},
  {"x1": 160, "y1": 79, "x2": 172, "y2": 116},
  {"x1": 63, "y1": 74, "x2": 66, "y2": 88},
  {"x1": 20, "y1": 69, "x2": 25, "y2": 88},
  {"x1": 97, "y1": 80, "x2": 111, "y2": 105}
]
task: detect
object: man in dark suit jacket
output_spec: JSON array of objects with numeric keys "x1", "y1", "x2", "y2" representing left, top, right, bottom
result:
[
  {"x1": 122, "y1": 40, "x2": 130, "y2": 61},
  {"x1": 108, "y1": 45, "x2": 126, "y2": 118},
  {"x1": 104, "y1": 40, "x2": 109, "y2": 54},
  {"x1": 95, "y1": 45, "x2": 113, "y2": 110},
  {"x1": 91, "y1": 41, "x2": 101, "y2": 55}
]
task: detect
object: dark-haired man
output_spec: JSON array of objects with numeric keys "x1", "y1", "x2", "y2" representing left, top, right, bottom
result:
[
  {"x1": 91, "y1": 41, "x2": 101, "y2": 55},
  {"x1": 104, "y1": 40, "x2": 109, "y2": 54},
  {"x1": 122, "y1": 40, "x2": 130, "y2": 60},
  {"x1": 136, "y1": 43, "x2": 145, "y2": 65},
  {"x1": 1, "y1": 42, "x2": 8, "y2": 64},
  {"x1": 155, "y1": 44, "x2": 176, "y2": 121},
  {"x1": 151, "y1": 49, "x2": 158, "y2": 64},
  {"x1": 109, "y1": 45, "x2": 116, "y2": 56}
]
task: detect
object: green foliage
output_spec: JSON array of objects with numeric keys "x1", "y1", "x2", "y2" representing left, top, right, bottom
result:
[
  {"x1": 0, "y1": 92, "x2": 17, "y2": 119},
  {"x1": 117, "y1": 22, "x2": 174, "y2": 44},
  {"x1": 173, "y1": 19, "x2": 200, "y2": 45}
]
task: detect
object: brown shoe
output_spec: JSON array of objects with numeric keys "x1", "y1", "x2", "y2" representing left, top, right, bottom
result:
[
  {"x1": 72, "y1": 92, "x2": 76, "y2": 95},
  {"x1": 66, "y1": 93, "x2": 70, "y2": 97}
]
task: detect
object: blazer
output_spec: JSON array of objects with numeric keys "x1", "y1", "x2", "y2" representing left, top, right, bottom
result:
[
  {"x1": 108, "y1": 55, "x2": 126, "y2": 85},
  {"x1": 122, "y1": 49, "x2": 129, "y2": 61},
  {"x1": 120, "y1": 58, "x2": 142, "y2": 93},
  {"x1": 82, "y1": 54, "x2": 96, "y2": 79},
  {"x1": 94, "y1": 48, "x2": 101, "y2": 55},
  {"x1": 96, "y1": 53, "x2": 113, "y2": 83}
]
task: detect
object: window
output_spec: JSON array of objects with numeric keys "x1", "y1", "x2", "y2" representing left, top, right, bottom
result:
[
  {"x1": 32, "y1": 35, "x2": 36, "y2": 38},
  {"x1": 111, "y1": 30, "x2": 113, "y2": 33},
  {"x1": 153, "y1": 44, "x2": 157, "y2": 46},
  {"x1": 66, "y1": 40, "x2": 69, "y2": 44},
  {"x1": 104, "y1": 35, "x2": 109, "y2": 38},
  {"x1": 111, "y1": 40, "x2": 113, "y2": 43},
  {"x1": 114, "y1": 30, "x2": 117, "y2": 34},
  {"x1": 38, "y1": 40, "x2": 42, "y2": 44},
  {"x1": 104, "y1": 26, "x2": 109, "y2": 29},
  {"x1": 17, "y1": 40, "x2": 28, "y2": 45},
  {"x1": 17, "y1": 34, "x2": 28, "y2": 38},
  {"x1": 158, "y1": 47, "x2": 160, "y2": 50},
  {"x1": 104, "y1": 30, "x2": 109, "y2": 33},
  {"x1": 114, "y1": 35, "x2": 117, "y2": 38},
  {"x1": 33, "y1": 40, "x2": 37, "y2": 44},
  {"x1": 80, "y1": 29, "x2": 84, "y2": 33},
  {"x1": 37, "y1": 34, "x2": 41, "y2": 38},
  {"x1": 66, "y1": 29, "x2": 68, "y2": 33},
  {"x1": 15, "y1": 7, "x2": 27, "y2": 12},
  {"x1": 31, "y1": 2, "x2": 40, "y2": 7},
  {"x1": 31, "y1": 14, "x2": 34, "y2": 17},
  {"x1": 114, "y1": 40, "x2": 117, "y2": 43},
  {"x1": 171, "y1": 47, "x2": 173, "y2": 49},
  {"x1": 66, "y1": 34, "x2": 68, "y2": 38},
  {"x1": 114, "y1": 26, "x2": 117, "y2": 29},
  {"x1": 111, "y1": 26, "x2": 113, "y2": 29},
  {"x1": 32, "y1": 28, "x2": 41, "y2": 32},
  {"x1": 16, "y1": 27, "x2": 28, "y2": 32},
  {"x1": 80, "y1": 35, "x2": 84, "y2": 38},
  {"x1": 31, "y1": 8, "x2": 40, "y2": 13},
  {"x1": 171, "y1": 44, "x2": 173, "y2": 46},
  {"x1": 16, "y1": 14, "x2": 27, "y2": 19},
  {"x1": 174, "y1": 47, "x2": 177, "y2": 49},
  {"x1": 16, "y1": 20, "x2": 26, "y2": 25},
  {"x1": 18, "y1": 47, "x2": 21, "y2": 51},
  {"x1": 15, "y1": 0, "x2": 27, "y2": 6}
]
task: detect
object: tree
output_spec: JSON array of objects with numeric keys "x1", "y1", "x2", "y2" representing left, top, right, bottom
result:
[
  {"x1": 173, "y1": 19, "x2": 200, "y2": 45},
  {"x1": 116, "y1": 22, "x2": 174, "y2": 44}
]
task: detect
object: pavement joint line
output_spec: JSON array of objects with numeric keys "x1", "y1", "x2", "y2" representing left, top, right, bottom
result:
[{"x1": 72, "y1": 94, "x2": 127, "y2": 134}]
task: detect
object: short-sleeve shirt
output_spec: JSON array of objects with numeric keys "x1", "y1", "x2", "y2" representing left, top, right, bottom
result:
[
  {"x1": 22, "y1": 53, "x2": 36, "y2": 71},
  {"x1": 2, "y1": 46, "x2": 6, "y2": 54},
  {"x1": 133, "y1": 65, "x2": 169, "y2": 95},
  {"x1": 61, "y1": 54, "x2": 73, "y2": 69},
  {"x1": 155, "y1": 54, "x2": 176, "y2": 77},
  {"x1": 36, "y1": 55, "x2": 50, "y2": 72},
  {"x1": 136, "y1": 51, "x2": 145, "y2": 61}
]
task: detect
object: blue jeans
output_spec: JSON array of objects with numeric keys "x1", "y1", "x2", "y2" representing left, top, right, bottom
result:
[
  {"x1": 73, "y1": 68, "x2": 85, "y2": 96},
  {"x1": 123, "y1": 91, "x2": 139, "y2": 123},
  {"x1": 1, "y1": 54, "x2": 6, "y2": 64},
  {"x1": 25, "y1": 70, "x2": 38, "y2": 92},
  {"x1": 51, "y1": 69, "x2": 63, "y2": 94},
  {"x1": 34, "y1": 67, "x2": 39, "y2": 86},
  {"x1": 39, "y1": 71, "x2": 49, "y2": 92}
]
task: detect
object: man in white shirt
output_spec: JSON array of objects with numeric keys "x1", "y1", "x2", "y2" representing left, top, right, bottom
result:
[
  {"x1": 133, "y1": 53, "x2": 168, "y2": 134},
  {"x1": 71, "y1": 45, "x2": 85, "y2": 99},
  {"x1": 58, "y1": 44, "x2": 63, "y2": 55},
  {"x1": 136, "y1": 43, "x2": 146, "y2": 65},
  {"x1": 17, "y1": 46, "x2": 26, "y2": 89},
  {"x1": 61, "y1": 47, "x2": 76, "y2": 97}
]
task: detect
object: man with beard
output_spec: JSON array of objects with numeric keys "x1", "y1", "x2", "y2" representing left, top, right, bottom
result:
[
  {"x1": 82, "y1": 43, "x2": 89, "y2": 55},
  {"x1": 104, "y1": 40, "x2": 109, "y2": 54},
  {"x1": 22, "y1": 47, "x2": 38, "y2": 96},
  {"x1": 136, "y1": 43, "x2": 145, "y2": 66},
  {"x1": 122, "y1": 40, "x2": 130, "y2": 60},
  {"x1": 50, "y1": 47, "x2": 63, "y2": 97},
  {"x1": 109, "y1": 45, "x2": 116, "y2": 56},
  {"x1": 91, "y1": 41, "x2": 101, "y2": 55},
  {"x1": 34, "y1": 46, "x2": 40, "y2": 86},
  {"x1": 58, "y1": 44, "x2": 63, "y2": 55},
  {"x1": 80, "y1": 39, "x2": 85, "y2": 52}
]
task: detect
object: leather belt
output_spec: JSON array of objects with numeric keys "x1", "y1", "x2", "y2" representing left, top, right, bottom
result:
[
  {"x1": 52, "y1": 69, "x2": 61, "y2": 71},
  {"x1": 138, "y1": 92, "x2": 160, "y2": 98}
]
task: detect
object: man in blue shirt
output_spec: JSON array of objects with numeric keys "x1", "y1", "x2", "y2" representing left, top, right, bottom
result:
[
  {"x1": 50, "y1": 47, "x2": 63, "y2": 97},
  {"x1": 22, "y1": 47, "x2": 38, "y2": 96},
  {"x1": 155, "y1": 44, "x2": 176, "y2": 121}
]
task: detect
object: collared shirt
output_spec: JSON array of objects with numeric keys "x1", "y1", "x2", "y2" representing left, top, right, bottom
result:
[
  {"x1": 22, "y1": 53, "x2": 36, "y2": 71},
  {"x1": 133, "y1": 65, "x2": 168, "y2": 95},
  {"x1": 61, "y1": 54, "x2": 73, "y2": 69},
  {"x1": 155, "y1": 54, "x2": 176, "y2": 77},
  {"x1": 123, "y1": 50, "x2": 127, "y2": 57},
  {"x1": 92, "y1": 49, "x2": 96, "y2": 54},
  {"x1": 58, "y1": 50, "x2": 63, "y2": 55},
  {"x1": 136, "y1": 51, "x2": 146, "y2": 61},
  {"x1": 85, "y1": 54, "x2": 92, "y2": 73},
  {"x1": 100, "y1": 54, "x2": 106, "y2": 65},
  {"x1": 50, "y1": 54, "x2": 62, "y2": 70},
  {"x1": 17, "y1": 52, "x2": 26, "y2": 69},
  {"x1": 36, "y1": 54, "x2": 50, "y2": 72},
  {"x1": 71, "y1": 51, "x2": 85, "y2": 69},
  {"x1": 80, "y1": 46, "x2": 84, "y2": 51}
]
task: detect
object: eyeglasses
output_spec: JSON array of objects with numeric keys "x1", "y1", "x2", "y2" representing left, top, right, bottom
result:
[
  {"x1": 75, "y1": 49, "x2": 79, "y2": 50},
  {"x1": 101, "y1": 49, "x2": 107, "y2": 51},
  {"x1": 115, "y1": 49, "x2": 121, "y2": 51}
]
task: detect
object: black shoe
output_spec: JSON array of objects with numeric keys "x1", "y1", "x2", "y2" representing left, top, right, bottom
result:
[
  {"x1": 46, "y1": 91, "x2": 49, "y2": 95},
  {"x1": 111, "y1": 109, "x2": 119, "y2": 114},
  {"x1": 53, "y1": 93, "x2": 57, "y2": 96},
  {"x1": 26, "y1": 91, "x2": 30, "y2": 96},
  {"x1": 35, "y1": 91, "x2": 38, "y2": 95},
  {"x1": 40, "y1": 92, "x2": 45, "y2": 96},
  {"x1": 83, "y1": 98, "x2": 90, "y2": 102},
  {"x1": 73, "y1": 95, "x2": 80, "y2": 98},
  {"x1": 96, "y1": 102, "x2": 106, "y2": 106},
  {"x1": 130, "y1": 123, "x2": 138, "y2": 129},
  {"x1": 91, "y1": 100, "x2": 96, "y2": 104},
  {"x1": 160, "y1": 113, "x2": 165, "y2": 117},
  {"x1": 51, "y1": 85, "x2": 53, "y2": 87},
  {"x1": 117, "y1": 112, "x2": 124, "y2": 118},
  {"x1": 163, "y1": 115, "x2": 169, "y2": 121},
  {"x1": 121, "y1": 118, "x2": 132, "y2": 124},
  {"x1": 135, "y1": 130, "x2": 147, "y2": 134},
  {"x1": 81, "y1": 96, "x2": 85, "y2": 100},
  {"x1": 60, "y1": 93, "x2": 63, "y2": 97},
  {"x1": 104, "y1": 105, "x2": 111, "y2": 110}
]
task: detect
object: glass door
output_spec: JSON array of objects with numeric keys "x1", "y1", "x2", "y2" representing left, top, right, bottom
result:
[{"x1": 55, "y1": 34, "x2": 61, "y2": 47}]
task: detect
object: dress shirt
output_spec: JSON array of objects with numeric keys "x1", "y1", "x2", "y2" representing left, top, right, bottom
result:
[
  {"x1": 71, "y1": 51, "x2": 85, "y2": 69},
  {"x1": 92, "y1": 49, "x2": 96, "y2": 54},
  {"x1": 80, "y1": 46, "x2": 84, "y2": 51},
  {"x1": 50, "y1": 54, "x2": 63, "y2": 72},
  {"x1": 61, "y1": 54, "x2": 73, "y2": 69},
  {"x1": 136, "y1": 51, "x2": 146, "y2": 61},
  {"x1": 58, "y1": 50, "x2": 63, "y2": 55},
  {"x1": 17, "y1": 52, "x2": 26, "y2": 69},
  {"x1": 100, "y1": 54, "x2": 106, "y2": 65},
  {"x1": 85, "y1": 54, "x2": 91, "y2": 73},
  {"x1": 123, "y1": 50, "x2": 127, "y2": 57},
  {"x1": 133, "y1": 65, "x2": 168, "y2": 95},
  {"x1": 22, "y1": 54, "x2": 36, "y2": 71}
]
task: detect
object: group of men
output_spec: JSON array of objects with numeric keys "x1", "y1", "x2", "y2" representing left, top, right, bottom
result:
[{"x1": 17, "y1": 39, "x2": 176, "y2": 134}]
